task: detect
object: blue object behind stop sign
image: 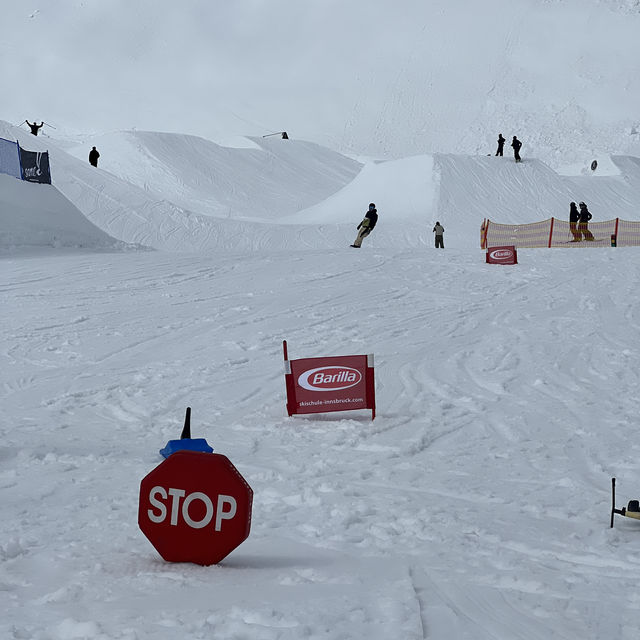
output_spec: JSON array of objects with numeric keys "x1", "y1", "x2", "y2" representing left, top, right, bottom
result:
[{"x1": 159, "y1": 407, "x2": 214, "y2": 459}]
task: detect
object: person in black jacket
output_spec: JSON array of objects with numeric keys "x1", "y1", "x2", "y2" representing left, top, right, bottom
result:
[
  {"x1": 26, "y1": 120, "x2": 43, "y2": 136},
  {"x1": 496, "y1": 134, "x2": 505, "y2": 156},
  {"x1": 578, "y1": 202, "x2": 594, "y2": 241},
  {"x1": 89, "y1": 146, "x2": 100, "y2": 167},
  {"x1": 569, "y1": 202, "x2": 581, "y2": 241},
  {"x1": 351, "y1": 203, "x2": 378, "y2": 248},
  {"x1": 511, "y1": 136, "x2": 522, "y2": 163}
]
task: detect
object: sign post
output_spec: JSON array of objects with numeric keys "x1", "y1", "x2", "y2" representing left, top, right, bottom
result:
[
  {"x1": 283, "y1": 341, "x2": 375, "y2": 420},
  {"x1": 486, "y1": 245, "x2": 518, "y2": 265}
]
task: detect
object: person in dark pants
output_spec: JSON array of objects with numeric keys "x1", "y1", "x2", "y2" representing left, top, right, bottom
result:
[
  {"x1": 89, "y1": 146, "x2": 100, "y2": 167},
  {"x1": 511, "y1": 136, "x2": 522, "y2": 163},
  {"x1": 351, "y1": 203, "x2": 378, "y2": 248},
  {"x1": 433, "y1": 221, "x2": 445, "y2": 248},
  {"x1": 26, "y1": 120, "x2": 43, "y2": 136},
  {"x1": 569, "y1": 202, "x2": 581, "y2": 241},
  {"x1": 496, "y1": 134, "x2": 505, "y2": 156},
  {"x1": 578, "y1": 202, "x2": 594, "y2": 240}
]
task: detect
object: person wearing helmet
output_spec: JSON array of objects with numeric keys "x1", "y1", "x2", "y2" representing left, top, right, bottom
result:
[
  {"x1": 351, "y1": 203, "x2": 378, "y2": 248},
  {"x1": 569, "y1": 202, "x2": 581, "y2": 242},
  {"x1": 578, "y1": 202, "x2": 594, "y2": 241}
]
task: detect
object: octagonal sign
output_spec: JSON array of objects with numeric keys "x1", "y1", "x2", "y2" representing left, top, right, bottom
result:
[{"x1": 138, "y1": 450, "x2": 253, "y2": 565}]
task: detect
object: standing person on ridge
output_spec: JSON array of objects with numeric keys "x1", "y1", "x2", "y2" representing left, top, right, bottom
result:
[
  {"x1": 511, "y1": 136, "x2": 522, "y2": 163},
  {"x1": 351, "y1": 203, "x2": 378, "y2": 248},
  {"x1": 26, "y1": 120, "x2": 43, "y2": 136},
  {"x1": 496, "y1": 134, "x2": 505, "y2": 156},
  {"x1": 89, "y1": 146, "x2": 100, "y2": 167},
  {"x1": 578, "y1": 202, "x2": 594, "y2": 241},
  {"x1": 433, "y1": 221, "x2": 445, "y2": 248},
  {"x1": 569, "y1": 202, "x2": 581, "y2": 242}
]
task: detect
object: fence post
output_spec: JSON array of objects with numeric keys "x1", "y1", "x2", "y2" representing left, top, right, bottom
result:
[{"x1": 548, "y1": 217, "x2": 555, "y2": 248}]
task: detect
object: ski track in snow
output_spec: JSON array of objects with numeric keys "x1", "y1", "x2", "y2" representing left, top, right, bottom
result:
[{"x1": 3, "y1": 246, "x2": 640, "y2": 639}]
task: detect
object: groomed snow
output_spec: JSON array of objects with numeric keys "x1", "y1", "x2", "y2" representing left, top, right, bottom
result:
[{"x1": 3, "y1": 0, "x2": 640, "y2": 636}]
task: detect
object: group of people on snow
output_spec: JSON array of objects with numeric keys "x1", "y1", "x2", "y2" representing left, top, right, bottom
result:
[
  {"x1": 569, "y1": 201, "x2": 594, "y2": 241},
  {"x1": 24, "y1": 118, "x2": 100, "y2": 167},
  {"x1": 351, "y1": 204, "x2": 445, "y2": 249},
  {"x1": 496, "y1": 133, "x2": 522, "y2": 162}
]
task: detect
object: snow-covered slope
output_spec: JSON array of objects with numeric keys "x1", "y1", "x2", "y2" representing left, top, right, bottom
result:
[
  {"x1": 3, "y1": 119, "x2": 640, "y2": 253},
  {"x1": 0, "y1": 173, "x2": 122, "y2": 253}
]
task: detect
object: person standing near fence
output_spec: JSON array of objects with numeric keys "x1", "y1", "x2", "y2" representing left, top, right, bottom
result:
[
  {"x1": 578, "y1": 202, "x2": 594, "y2": 241},
  {"x1": 433, "y1": 221, "x2": 445, "y2": 248},
  {"x1": 569, "y1": 202, "x2": 581, "y2": 241}
]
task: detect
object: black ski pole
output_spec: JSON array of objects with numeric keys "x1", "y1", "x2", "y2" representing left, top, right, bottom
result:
[
  {"x1": 611, "y1": 477, "x2": 616, "y2": 528},
  {"x1": 42, "y1": 121, "x2": 57, "y2": 129}
]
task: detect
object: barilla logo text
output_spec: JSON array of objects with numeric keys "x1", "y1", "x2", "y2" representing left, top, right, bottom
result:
[
  {"x1": 489, "y1": 249, "x2": 514, "y2": 260},
  {"x1": 298, "y1": 366, "x2": 362, "y2": 392}
]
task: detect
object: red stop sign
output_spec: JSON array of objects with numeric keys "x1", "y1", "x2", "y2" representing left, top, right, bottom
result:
[{"x1": 138, "y1": 451, "x2": 253, "y2": 565}]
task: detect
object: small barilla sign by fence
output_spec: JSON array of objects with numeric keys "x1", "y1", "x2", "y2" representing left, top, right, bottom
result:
[
  {"x1": 486, "y1": 245, "x2": 518, "y2": 265},
  {"x1": 283, "y1": 340, "x2": 376, "y2": 420}
]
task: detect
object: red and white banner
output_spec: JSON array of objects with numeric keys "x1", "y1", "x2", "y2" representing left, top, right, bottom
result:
[
  {"x1": 283, "y1": 341, "x2": 376, "y2": 420},
  {"x1": 486, "y1": 245, "x2": 518, "y2": 265}
]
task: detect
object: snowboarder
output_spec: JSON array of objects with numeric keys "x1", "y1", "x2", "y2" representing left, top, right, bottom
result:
[
  {"x1": 569, "y1": 202, "x2": 581, "y2": 242},
  {"x1": 26, "y1": 120, "x2": 43, "y2": 136},
  {"x1": 511, "y1": 136, "x2": 522, "y2": 163},
  {"x1": 496, "y1": 134, "x2": 505, "y2": 156},
  {"x1": 89, "y1": 146, "x2": 100, "y2": 167},
  {"x1": 578, "y1": 202, "x2": 594, "y2": 241},
  {"x1": 433, "y1": 221, "x2": 445, "y2": 248},
  {"x1": 351, "y1": 203, "x2": 378, "y2": 248}
]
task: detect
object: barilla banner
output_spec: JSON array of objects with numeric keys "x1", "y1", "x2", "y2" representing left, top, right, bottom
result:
[
  {"x1": 283, "y1": 341, "x2": 376, "y2": 420},
  {"x1": 486, "y1": 245, "x2": 518, "y2": 265}
]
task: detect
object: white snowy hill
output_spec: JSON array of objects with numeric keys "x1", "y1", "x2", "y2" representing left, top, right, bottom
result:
[{"x1": 2, "y1": 119, "x2": 640, "y2": 253}]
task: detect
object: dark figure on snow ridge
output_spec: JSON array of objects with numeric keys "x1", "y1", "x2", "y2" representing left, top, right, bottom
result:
[
  {"x1": 351, "y1": 203, "x2": 378, "y2": 248},
  {"x1": 496, "y1": 134, "x2": 505, "y2": 156},
  {"x1": 433, "y1": 221, "x2": 445, "y2": 248},
  {"x1": 511, "y1": 136, "x2": 522, "y2": 163},
  {"x1": 569, "y1": 202, "x2": 581, "y2": 242},
  {"x1": 26, "y1": 120, "x2": 43, "y2": 136},
  {"x1": 578, "y1": 202, "x2": 594, "y2": 241},
  {"x1": 89, "y1": 146, "x2": 100, "y2": 167},
  {"x1": 281, "y1": 131, "x2": 289, "y2": 139}
]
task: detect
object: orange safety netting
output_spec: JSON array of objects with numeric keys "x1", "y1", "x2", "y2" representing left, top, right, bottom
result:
[{"x1": 480, "y1": 218, "x2": 640, "y2": 249}]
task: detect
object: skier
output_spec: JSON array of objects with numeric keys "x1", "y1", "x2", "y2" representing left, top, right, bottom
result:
[
  {"x1": 569, "y1": 202, "x2": 581, "y2": 242},
  {"x1": 511, "y1": 136, "x2": 522, "y2": 163},
  {"x1": 351, "y1": 203, "x2": 378, "y2": 248},
  {"x1": 433, "y1": 221, "x2": 445, "y2": 248},
  {"x1": 578, "y1": 202, "x2": 594, "y2": 241},
  {"x1": 89, "y1": 146, "x2": 100, "y2": 167},
  {"x1": 26, "y1": 120, "x2": 43, "y2": 136},
  {"x1": 496, "y1": 134, "x2": 505, "y2": 156}
]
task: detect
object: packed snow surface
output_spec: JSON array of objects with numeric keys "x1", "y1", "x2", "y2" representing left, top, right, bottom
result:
[
  {"x1": 2, "y1": 120, "x2": 640, "y2": 639},
  {"x1": 2, "y1": 0, "x2": 640, "y2": 634}
]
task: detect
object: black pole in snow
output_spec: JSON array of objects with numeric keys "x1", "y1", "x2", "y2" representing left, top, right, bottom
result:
[{"x1": 180, "y1": 407, "x2": 191, "y2": 439}]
